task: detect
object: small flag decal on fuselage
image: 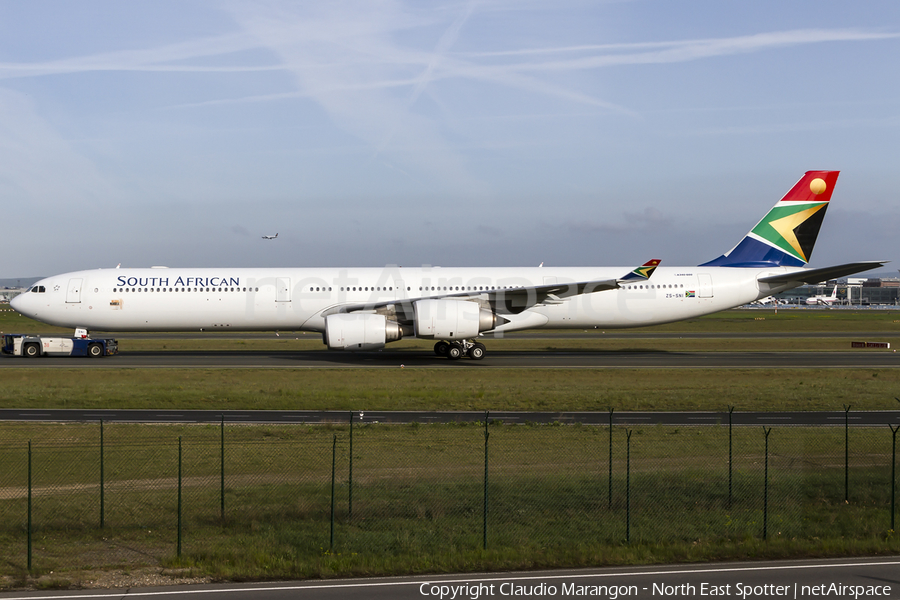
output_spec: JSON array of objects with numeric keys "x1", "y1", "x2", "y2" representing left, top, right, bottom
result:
[{"x1": 686, "y1": 290, "x2": 696, "y2": 298}]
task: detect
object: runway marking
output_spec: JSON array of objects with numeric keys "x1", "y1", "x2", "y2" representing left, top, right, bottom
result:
[
  {"x1": 5, "y1": 364, "x2": 900, "y2": 370},
  {"x1": 2, "y1": 559, "x2": 898, "y2": 599}
]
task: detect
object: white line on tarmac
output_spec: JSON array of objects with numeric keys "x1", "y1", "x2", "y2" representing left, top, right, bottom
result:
[{"x1": 3, "y1": 559, "x2": 899, "y2": 599}]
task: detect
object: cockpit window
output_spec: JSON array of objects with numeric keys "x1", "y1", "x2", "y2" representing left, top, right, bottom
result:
[{"x1": 30, "y1": 286, "x2": 46, "y2": 293}]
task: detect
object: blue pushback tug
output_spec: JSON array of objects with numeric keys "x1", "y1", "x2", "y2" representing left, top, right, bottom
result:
[{"x1": 1, "y1": 334, "x2": 118, "y2": 358}]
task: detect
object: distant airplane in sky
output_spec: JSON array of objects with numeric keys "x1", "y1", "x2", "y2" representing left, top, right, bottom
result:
[
  {"x1": 11, "y1": 171, "x2": 885, "y2": 360},
  {"x1": 262, "y1": 233, "x2": 278, "y2": 240},
  {"x1": 805, "y1": 284, "x2": 839, "y2": 306}
]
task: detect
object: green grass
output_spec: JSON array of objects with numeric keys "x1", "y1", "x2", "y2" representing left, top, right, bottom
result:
[
  {"x1": 2, "y1": 307, "x2": 900, "y2": 587},
  {"x1": 1, "y1": 422, "x2": 897, "y2": 585},
  {"x1": 1, "y1": 367, "x2": 899, "y2": 411}
]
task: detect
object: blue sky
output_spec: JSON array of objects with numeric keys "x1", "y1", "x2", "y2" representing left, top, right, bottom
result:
[{"x1": 2, "y1": 0, "x2": 898, "y2": 276}]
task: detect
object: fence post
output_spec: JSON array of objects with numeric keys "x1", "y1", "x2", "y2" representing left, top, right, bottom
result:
[
  {"x1": 330, "y1": 434, "x2": 337, "y2": 552},
  {"x1": 625, "y1": 429, "x2": 632, "y2": 543},
  {"x1": 728, "y1": 406, "x2": 734, "y2": 509},
  {"x1": 608, "y1": 408, "x2": 614, "y2": 510},
  {"x1": 844, "y1": 404, "x2": 852, "y2": 502},
  {"x1": 890, "y1": 425, "x2": 898, "y2": 532},
  {"x1": 27, "y1": 440, "x2": 32, "y2": 572},
  {"x1": 483, "y1": 410, "x2": 489, "y2": 551},
  {"x1": 177, "y1": 436, "x2": 182, "y2": 558},
  {"x1": 349, "y1": 411, "x2": 353, "y2": 521},
  {"x1": 100, "y1": 420, "x2": 105, "y2": 529},
  {"x1": 763, "y1": 427, "x2": 771, "y2": 540},
  {"x1": 220, "y1": 415, "x2": 225, "y2": 522}
]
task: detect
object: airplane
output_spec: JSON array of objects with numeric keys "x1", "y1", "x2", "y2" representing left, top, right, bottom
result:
[
  {"x1": 262, "y1": 233, "x2": 278, "y2": 240},
  {"x1": 805, "y1": 284, "x2": 839, "y2": 306},
  {"x1": 751, "y1": 295, "x2": 779, "y2": 306},
  {"x1": 10, "y1": 171, "x2": 886, "y2": 360}
]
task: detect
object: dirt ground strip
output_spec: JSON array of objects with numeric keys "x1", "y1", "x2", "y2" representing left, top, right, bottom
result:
[{"x1": 1, "y1": 567, "x2": 213, "y2": 590}]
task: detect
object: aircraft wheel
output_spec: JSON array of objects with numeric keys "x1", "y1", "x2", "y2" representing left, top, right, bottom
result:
[
  {"x1": 434, "y1": 341, "x2": 450, "y2": 356},
  {"x1": 88, "y1": 343, "x2": 104, "y2": 358},
  {"x1": 447, "y1": 343, "x2": 463, "y2": 360},
  {"x1": 467, "y1": 343, "x2": 486, "y2": 360},
  {"x1": 24, "y1": 343, "x2": 40, "y2": 358}
]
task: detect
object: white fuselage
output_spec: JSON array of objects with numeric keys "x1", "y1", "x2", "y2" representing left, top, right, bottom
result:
[{"x1": 12, "y1": 265, "x2": 793, "y2": 334}]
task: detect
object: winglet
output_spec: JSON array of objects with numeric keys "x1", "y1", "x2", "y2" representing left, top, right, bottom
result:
[{"x1": 619, "y1": 259, "x2": 661, "y2": 282}]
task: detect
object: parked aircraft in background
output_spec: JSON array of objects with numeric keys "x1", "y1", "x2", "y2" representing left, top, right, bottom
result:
[
  {"x1": 11, "y1": 171, "x2": 885, "y2": 360},
  {"x1": 752, "y1": 295, "x2": 779, "y2": 306},
  {"x1": 805, "y1": 285, "x2": 839, "y2": 305},
  {"x1": 262, "y1": 233, "x2": 278, "y2": 240}
]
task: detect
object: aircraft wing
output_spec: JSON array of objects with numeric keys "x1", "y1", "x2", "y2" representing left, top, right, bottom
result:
[
  {"x1": 322, "y1": 260, "x2": 661, "y2": 318},
  {"x1": 757, "y1": 261, "x2": 887, "y2": 285},
  {"x1": 490, "y1": 259, "x2": 661, "y2": 312}
]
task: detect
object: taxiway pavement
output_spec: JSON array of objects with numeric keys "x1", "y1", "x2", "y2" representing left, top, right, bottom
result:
[{"x1": 2, "y1": 348, "x2": 899, "y2": 368}]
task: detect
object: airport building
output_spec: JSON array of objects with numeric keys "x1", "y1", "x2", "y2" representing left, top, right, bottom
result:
[
  {"x1": 0, "y1": 288, "x2": 24, "y2": 303},
  {"x1": 778, "y1": 277, "x2": 900, "y2": 306}
]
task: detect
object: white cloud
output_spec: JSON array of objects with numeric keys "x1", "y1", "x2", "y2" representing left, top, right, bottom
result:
[
  {"x1": 226, "y1": 0, "x2": 489, "y2": 194},
  {"x1": 0, "y1": 32, "x2": 273, "y2": 80}
]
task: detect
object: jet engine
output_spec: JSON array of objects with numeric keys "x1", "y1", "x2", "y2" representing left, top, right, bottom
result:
[
  {"x1": 414, "y1": 299, "x2": 499, "y2": 340},
  {"x1": 324, "y1": 313, "x2": 402, "y2": 351}
]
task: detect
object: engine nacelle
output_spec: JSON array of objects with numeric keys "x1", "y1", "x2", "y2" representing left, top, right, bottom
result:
[
  {"x1": 324, "y1": 313, "x2": 402, "y2": 351},
  {"x1": 414, "y1": 299, "x2": 498, "y2": 340}
]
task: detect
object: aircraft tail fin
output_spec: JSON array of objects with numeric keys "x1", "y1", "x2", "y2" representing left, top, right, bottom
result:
[{"x1": 699, "y1": 171, "x2": 838, "y2": 268}]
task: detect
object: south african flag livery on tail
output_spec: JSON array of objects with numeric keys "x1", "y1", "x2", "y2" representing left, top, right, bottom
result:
[
  {"x1": 700, "y1": 171, "x2": 838, "y2": 268},
  {"x1": 620, "y1": 259, "x2": 662, "y2": 282}
]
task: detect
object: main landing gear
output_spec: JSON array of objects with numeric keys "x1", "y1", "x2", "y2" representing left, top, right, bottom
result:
[{"x1": 434, "y1": 340, "x2": 486, "y2": 360}]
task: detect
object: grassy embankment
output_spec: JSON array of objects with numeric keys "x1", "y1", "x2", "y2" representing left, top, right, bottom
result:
[
  {"x1": 0, "y1": 421, "x2": 897, "y2": 586},
  {"x1": 1, "y1": 307, "x2": 899, "y2": 587}
]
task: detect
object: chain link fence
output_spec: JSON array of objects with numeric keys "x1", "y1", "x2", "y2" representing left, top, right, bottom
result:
[{"x1": 0, "y1": 417, "x2": 897, "y2": 574}]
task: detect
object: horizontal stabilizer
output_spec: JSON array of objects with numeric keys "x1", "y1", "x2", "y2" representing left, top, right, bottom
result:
[{"x1": 758, "y1": 261, "x2": 887, "y2": 285}]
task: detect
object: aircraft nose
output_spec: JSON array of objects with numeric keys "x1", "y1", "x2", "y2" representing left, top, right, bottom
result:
[{"x1": 10, "y1": 292, "x2": 26, "y2": 313}]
